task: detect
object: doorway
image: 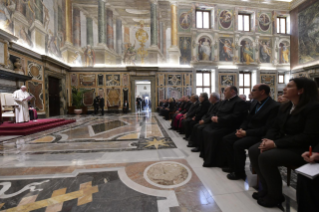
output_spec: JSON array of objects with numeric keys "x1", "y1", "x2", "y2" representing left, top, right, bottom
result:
[
  {"x1": 48, "y1": 76, "x2": 60, "y2": 117},
  {"x1": 130, "y1": 76, "x2": 156, "y2": 113},
  {"x1": 135, "y1": 80, "x2": 151, "y2": 113}
]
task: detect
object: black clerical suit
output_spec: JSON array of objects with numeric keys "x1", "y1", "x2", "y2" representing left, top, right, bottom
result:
[
  {"x1": 170, "y1": 102, "x2": 185, "y2": 127},
  {"x1": 170, "y1": 101, "x2": 192, "y2": 129},
  {"x1": 94, "y1": 96, "x2": 100, "y2": 115},
  {"x1": 99, "y1": 97, "x2": 105, "y2": 115},
  {"x1": 162, "y1": 101, "x2": 175, "y2": 120},
  {"x1": 297, "y1": 144, "x2": 319, "y2": 212},
  {"x1": 249, "y1": 102, "x2": 319, "y2": 201},
  {"x1": 179, "y1": 101, "x2": 199, "y2": 133},
  {"x1": 200, "y1": 96, "x2": 247, "y2": 167},
  {"x1": 189, "y1": 101, "x2": 220, "y2": 148},
  {"x1": 183, "y1": 99, "x2": 210, "y2": 139},
  {"x1": 223, "y1": 97, "x2": 279, "y2": 177}
]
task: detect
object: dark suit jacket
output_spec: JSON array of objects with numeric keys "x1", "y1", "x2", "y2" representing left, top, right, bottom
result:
[
  {"x1": 99, "y1": 98, "x2": 105, "y2": 107},
  {"x1": 181, "y1": 101, "x2": 192, "y2": 114},
  {"x1": 214, "y1": 96, "x2": 247, "y2": 128},
  {"x1": 186, "y1": 101, "x2": 199, "y2": 118},
  {"x1": 202, "y1": 101, "x2": 220, "y2": 124},
  {"x1": 241, "y1": 97, "x2": 280, "y2": 137},
  {"x1": 265, "y1": 102, "x2": 319, "y2": 149},
  {"x1": 194, "y1": 99, "x2": 210, "y2": 122}
]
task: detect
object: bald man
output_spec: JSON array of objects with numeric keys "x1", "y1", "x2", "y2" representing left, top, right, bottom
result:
[{"x1": 13, "y1": 85, "x2": 33, "y2": 123}]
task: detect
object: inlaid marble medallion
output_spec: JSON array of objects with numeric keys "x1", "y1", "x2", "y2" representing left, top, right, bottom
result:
[{"x1": 144, "y1": 161, "x2": 192, "y2": 189}]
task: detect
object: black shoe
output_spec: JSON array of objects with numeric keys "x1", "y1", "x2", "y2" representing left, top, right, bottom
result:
[
  {"x1": 222, "y1": 167, "x2": 233, "y2": 173},
  {"x1": 183, "y1": 137, "x2": 188, "y2": 140},
  {"x1": 257, "y1": 195, "x2": 285, "y2": 208},
  {"x1": 191, "y1": 147, "x2": 200, "y2": 152},
  {"x1": 227, "y1": 172, "x2": 246, "y2": 180},
  {"x1": 252, "y1": 190, "x2": 268, "y2": 200},
  {"x1": 187, "y1": 143, "x2": 195, "y2": 147}
]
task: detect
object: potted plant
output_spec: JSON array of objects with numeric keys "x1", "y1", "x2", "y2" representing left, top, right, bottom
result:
[{"x1": 72, "y1": 87, "x2": 83, "y2": 115}]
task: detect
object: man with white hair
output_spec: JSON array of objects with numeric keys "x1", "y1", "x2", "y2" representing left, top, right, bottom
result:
[
  {"x1": 188, "y1": 92, "x2": 220, "y2": 152},
  {"x1": 13, "y1": 85, "x2": 33, "y2": 123}
]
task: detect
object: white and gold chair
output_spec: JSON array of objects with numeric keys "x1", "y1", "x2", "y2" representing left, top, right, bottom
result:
[{"x1": 0, "y1": 93, "x2": 16, "y2": 123}]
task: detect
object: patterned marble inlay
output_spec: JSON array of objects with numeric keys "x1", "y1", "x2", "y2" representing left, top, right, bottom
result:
[
  {"x1": 92, "y1": 120, "x2": 127, "y2": 134},
  {"x1": 30, "y1": 136, "x2": 56, "y2": 143},
  {"x1": 144, "y1": 161, "x2": 192, "y2": 189}
]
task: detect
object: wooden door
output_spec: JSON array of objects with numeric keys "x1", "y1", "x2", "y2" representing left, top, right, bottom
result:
[{"x1": 49, "y1": 77, "x2": 60, "y2": 117}]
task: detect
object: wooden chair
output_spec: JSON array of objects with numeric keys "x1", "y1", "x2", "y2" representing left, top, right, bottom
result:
[{"x1": 0, "y1": 93, "x2": 17, "y2": 123}]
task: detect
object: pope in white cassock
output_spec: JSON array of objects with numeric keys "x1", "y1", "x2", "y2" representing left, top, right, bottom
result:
[{"x1": 13, "y1": 85, "x2": 32, "y2": 123}]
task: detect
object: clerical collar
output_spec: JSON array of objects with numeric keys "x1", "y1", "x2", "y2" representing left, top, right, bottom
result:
[
  {"x1": 227, "y1": 95, "x2": 237, "y2": 101},
  {"x1": 258, "y1": 97, "x2": 269, "y2": 105},
  {"x1": 290, "y1": 102, "x2": 295, "y2": 114}
]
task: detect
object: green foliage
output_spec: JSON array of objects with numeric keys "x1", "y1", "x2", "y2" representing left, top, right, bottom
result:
[{"x1": 72, "y1": 87, "x2": 83, "y2": 109}]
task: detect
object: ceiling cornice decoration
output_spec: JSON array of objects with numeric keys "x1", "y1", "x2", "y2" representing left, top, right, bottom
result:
[{"x1": 126, "y1": 9, "x2": 151, "y2": 14}]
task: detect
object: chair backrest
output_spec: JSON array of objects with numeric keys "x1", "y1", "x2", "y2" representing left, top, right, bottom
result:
[{"x1": 1, "y1": 93, "x2": 15, "y2": 111}]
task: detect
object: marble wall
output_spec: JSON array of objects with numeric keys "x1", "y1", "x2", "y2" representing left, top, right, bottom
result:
[{"x1": 70, "y1": 72, "x2": 130, "y2": 111}]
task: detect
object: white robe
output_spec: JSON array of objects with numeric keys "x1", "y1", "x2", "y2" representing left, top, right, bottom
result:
[{"x1": 13, "y1": 90, "x2": 30, "y2": 123}]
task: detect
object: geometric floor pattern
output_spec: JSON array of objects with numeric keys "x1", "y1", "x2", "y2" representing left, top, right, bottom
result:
[{"x1": 0, "y1": 112, "x2": 298, "y2": 212}]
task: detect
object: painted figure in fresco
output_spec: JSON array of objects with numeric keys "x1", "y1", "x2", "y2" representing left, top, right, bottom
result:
[
  {"x1": 219, "y1": 10, "x2": 232, "y2": 28},
  {"x1": 72, "y1": 52, "x2": 82, "y2": 66},
  {"x1": 180, "y1": 37, "x2": 191, "y2": 64},
  {"x1": 47, "y1": 31, "x2": 62, "y2": 58},
  {"x1": 240, "y1": 40, "x2": 254, "y2": 65},
  {"x1": 179, "y1": 12, "x2": 191, "y2": 29},
  {"x1": 219, "y1": 39, "x2": 234, "y2": 61},
  {"x1": 258, "y1": 14, "x2": 271, "y2": 31},
  {"x1": 280, "y1": 42, "x2": 290, "y2": 63},
  {"x1": 259, "y1": 41, "x2": 271, "y2": 62},
  {"x1": 43, "y1": 4, "x2": 50, "y2": 31},
  {"x1": 84, "y1": 45, "x2": 95, "y2": 67},
  {"x1": 123, "y1": 41, "x2": 136, "y2": 65},
  {"x1": 198, "y1": 37, "x2": 212, "y2": 61},
  {"x1": 19, "y1": 26, "x2": 33, "y2": 47},
  {"x1": 0, "y1": 0, "x2": 15, "y2": 30},
  {"x1": 21, "y1": 0, "x2": 43, "y2": 24}
]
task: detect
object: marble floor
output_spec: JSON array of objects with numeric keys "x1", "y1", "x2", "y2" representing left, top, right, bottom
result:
[{"x1": 0, "y1": 113, "x2": 298, "y2": 212}]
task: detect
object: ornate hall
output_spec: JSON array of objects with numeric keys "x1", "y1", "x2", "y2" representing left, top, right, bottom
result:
[{"x1": 1, "y1": 0, "x2": 319, "y2": 211}]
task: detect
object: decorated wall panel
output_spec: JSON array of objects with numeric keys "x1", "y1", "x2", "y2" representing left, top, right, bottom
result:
[
  {"x1": 178, "y1": 9, "x2": 192, "y2": 33},
  {"x1": 156, "y1": 73, "x2": 193, "y2": 104},
  {"x1": 179, "y1": 37, "x2": 192, "y2": 65},
  {"x1": 218, "y1": 9, "x2": 234, "y2": 31},
  {"x1": 258, "y1": 38, "x2": 272, "y2": 63},
  {"x1": 218, "y1": 73, "x2": 237, "y2": 100},
  {"x1": 257, "y1": 11, "x2": 272, "y2": 34},
  {"x1": 260, "y1": 74, "x2": 277, "y2": 99},
  {"x1": 70, "y1": 72, "x2": 130, "y2": 110},
  {"x1": 219, "y1": 36, "x2": 234, "y2": 62}
]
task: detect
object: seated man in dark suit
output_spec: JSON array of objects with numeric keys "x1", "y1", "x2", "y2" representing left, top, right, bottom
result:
[
  {"x1": 162, "y1": 98, "x2": 175, "y2": 120},
  {"x1": 182, "y1": 93, "x2": 210, "y2": 140},
  {"x1": 239, "y1": 94, "x2": 251, "y2": 112},
  {"x1": 188, "y1": 92, "x2": 220, "y2": 152},
  {"x1": 178, "y1": 95, "x2": 199, "y2": 133},
  {"x1": 223, "y1": 84, "x2": 280, "y2": 180},
  {"x1": 169, "y1": 96, "x2": 192, "y2": 130},
  {"x1": 200, "y1": 86, "x2": 247, "y2": 167}
]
